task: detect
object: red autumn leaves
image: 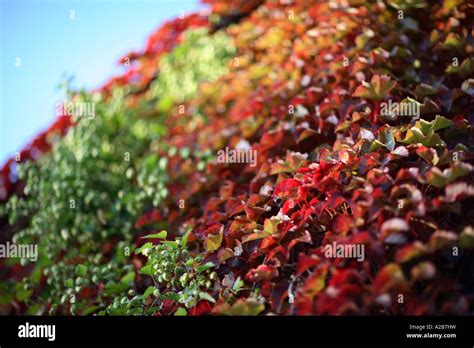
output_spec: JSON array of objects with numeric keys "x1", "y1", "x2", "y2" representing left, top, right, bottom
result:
[{"x1": 2, "y1": 0, "x2": 474, "y2": 316}]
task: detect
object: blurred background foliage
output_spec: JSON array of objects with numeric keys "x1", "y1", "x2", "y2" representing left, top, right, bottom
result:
[{"x1": 0, "y1": 28, "x2": 235, "y2": 314}]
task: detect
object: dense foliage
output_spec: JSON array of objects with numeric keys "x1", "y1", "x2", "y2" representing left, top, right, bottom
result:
[{"x1": 1, "y1": 0, "x2": 473, "y2": 316}]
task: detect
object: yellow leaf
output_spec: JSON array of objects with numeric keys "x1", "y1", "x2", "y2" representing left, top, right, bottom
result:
[{"x1": 204, "y1": 230, "x2": 223, "y2": 252}]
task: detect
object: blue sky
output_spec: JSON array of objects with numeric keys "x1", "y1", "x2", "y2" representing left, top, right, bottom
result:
[{"x1": 0, "y1": 0, "x2": 202, "y2": 164}]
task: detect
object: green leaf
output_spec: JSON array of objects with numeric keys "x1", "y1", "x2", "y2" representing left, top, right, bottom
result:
[
  {"x1": 139, "y1": 265, "x2": 153, "y2": 276},
  {"x1": 446, "y1": 58, "x2": 474, "y2": 75},
  {"x1": 368, "y1": 139, "x2": 384, "y2": 152},
  {"x1": 402, "y1": 127, "x2": 446, "y2": 147},
  {"x1": 75, "y1": 264, "x2": 88, "y2": 277},
  {"x1": 416, "y1": 115, "x2": 454, "y2": 134},
  {"x1": 414, "y1": 83, "x2": 436, "y2": 98},
  {"x1": 15, "y1": 283, "x2": 33, "y2": 302},
  {"x1": 144, "y1": 306, "x2": 161, "y2": 315},
  {"x1": 353, "y1": 75, "x2": 397, "y2": 100},
  {"x1": 135, "y1": 242, "x2": 154, "y2": 255},
  {"x1": 199, "y1": 292, "x2": 216, "y2": 303},
  {"x1": 0, "y1": 283, "x2": 14, "y2": 305},
  {"x1": 174, "y1": 307, "x2": 187, "y2": 316},
  {"x1": 426, "y1": 162, "x2": 473, "y2": 188},
  {"x1": 162, "y1": 292, "x2": 180, "y2": 301},
  {"x1": 66, "y1": 279, "x2": 74, "y2": 289},
  {"x1": 141, "y1": 230, "x2": 167, "y2": 240},
  {"x1": 181, "y1": 232, "x2": 189, "y2": 247},
  {"x1": 162, "y1": 241, "x2": 178, "y2": 249},
  {"x1": 443, "y1": 32, "x2": 463, "y2": 49},
  {"x1": 232, "y1": 276, "x2": 244, "y2": 292},
  {"x1": 143, "y1": 286, "x2": 156, "y2": 299},
  {"x1": 120, "y1": 271, "x2": 135, "y2": 284},
  {"x1": 82, "y1": 305, "x2": 103, "y2": 316},
  {"x1": 402, "y1": 115, "x2": 453, "y2": 146},
  {"x1": 197, "y1": 262, "x2": 215, "y2": 273},
  {"x1": 104, "y1": 280, "x2": 129, "y2": 295},
  {"x1": 156, "y1": 95, "x2": 174, "y2": 112}
]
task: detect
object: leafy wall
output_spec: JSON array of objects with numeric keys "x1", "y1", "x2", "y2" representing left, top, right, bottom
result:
[{"x1": 1, "y1": 0, "x2": 473, "y2": 316}]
